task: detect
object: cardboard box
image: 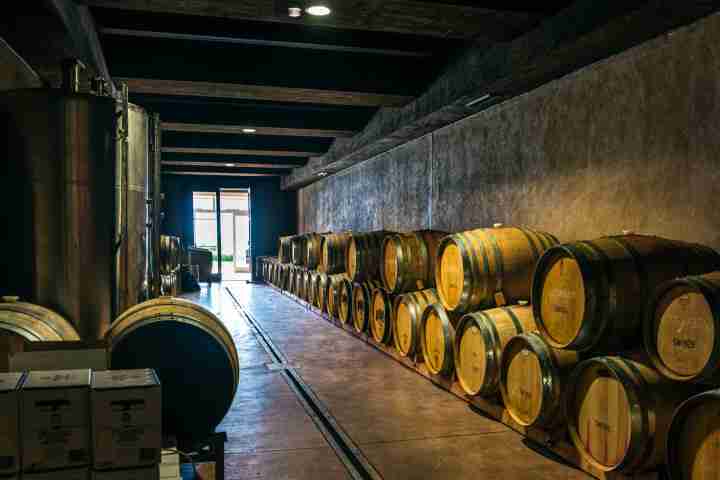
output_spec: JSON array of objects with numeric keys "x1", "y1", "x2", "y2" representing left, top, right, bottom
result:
[
  {"x1": 21, "y1": 369, "x2": 91, "y2": 472},
  {"x1": 91, "y1": 369, "x2": 161, "y2": 470},
  {"x1": 0, "y1": 372, "x2": 24, "y2": 475},
  {"x1": 91, "y1": 466, "x2": 159, "y2": 480},
  {"x1": 159, "y1": 449, "x2": 180, "y2": 479},
  {"x1": 23, "y1": 467, "x2": 89, "y2": 479},
  {"x1": 10, "y1": 349, "x2": 107, "y2": 372}
]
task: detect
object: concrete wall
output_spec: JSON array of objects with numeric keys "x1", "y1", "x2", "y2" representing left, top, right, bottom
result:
[{"x1": 298, "y1": 13, "x2": 720, "y2": 249}]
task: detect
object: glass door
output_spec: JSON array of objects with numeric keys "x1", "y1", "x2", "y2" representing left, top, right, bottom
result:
[
  {"x1": 219, "y1": 189, "x2": 251, "y2": 281},
  {"x1": 192, "y1": 191, "x2": 219, "y2": 275}
]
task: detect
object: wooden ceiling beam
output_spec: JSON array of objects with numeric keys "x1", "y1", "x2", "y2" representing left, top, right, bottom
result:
[
  {"x1": 116, "y1": 77, "x2": 413, "y2": 107},
  {"x1": 162, "y1": 147, "x2": 317, "y2": 157},
  {"x1": 84, "y1": 0, "x2": 541, "y2": 39},
  {"x1": 161, "y1": 122, "x2": 355, "y2": 138},
  {"x1": 162, "y1": 161, "x2": 298, "y2": 169}
]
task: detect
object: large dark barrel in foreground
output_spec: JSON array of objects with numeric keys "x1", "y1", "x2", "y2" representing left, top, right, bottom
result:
[
  {"x1": 667, "y1": 389, "x2": 720, "y2": 480},
  {"x1": 566, "y1": 356, "x2": 694, "y2": 473},
  {"x1": 436, "y1": 226, "x2": 558, "y2": 314},
  {"x1": 382, "y1": 230, "x2": 446, "y2": 294},
  {"x1": 320, "y1": 232, "x2": 351, "y2": 274},
  {"x1": 347, "y1": 231, "x2": 392, "y2": 282},
  {"x1": 107, "y1": 297, "x2": 239, "y2": 448},
  {"x1": 533, "y1": 235, "x2": 720, "y2": 352},
  {"x1": 0, "y1": 300, "x2": 81, "y2": 342},
  {"x1": 644, "y1": 271, "x2": 720, "y2": 383}
]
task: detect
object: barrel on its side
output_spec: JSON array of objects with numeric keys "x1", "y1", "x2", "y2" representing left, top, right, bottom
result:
[
  {"x1": 566, "y1": 356, "x2": 694, "y2": 473},
  {"x1": 160, "y1": 235, "x2": 182, "y2": 275},
  {"x1": 382, "y1": 230, "x2": 446, "y2": 294},
  {"x1": 303, "y1": 270, "x2": 313, "y2": 302},
  {"x1": 666, "y1": 389, "x2": 720, "y2": 480},
  {"x1": 278, "y1": 236, "x2": 293, "y2": 263},
  {"x1": 316, "y1": 272, "x2": 329, "y2": 312},
  {"x1": 307, "y1": 271, "x2": 319, "y2": 306},
  {"x1": 500, "y1": 333, "x2": 578, "y2": 429},
  {"x1": 393, "y1": 289, "x2": 438, "y2": 358},
  {"x1": 370, "y1": 288, "x2": 395, "y2": 345},
  {"x1": 337, "y1": 277, "x2": 354, "y2": 325},
  {"x1": 291, "y1": 235, "x2": 307, "y2": 266},
  {"x1": 644, "y1": 271, "x2": 720, "y2": 383},
  {"x1": 326, "y1": 274, "x2": 347, "y2": 319},
  {"x1": 106, "y1": 297, "x2": 239, "y2": 449},
  {"x1": 305, "y1": 233, "x2": 324, "y2": 269},
  {"x1": 455, "y1": 304, "x2": 536, "y2": 397},
  {"x1": 347, "y1": 231, "x2": 392, "y2": 282},
  {"x1": 420, "y1": 303, "x2": 462, "y2": 377},
  {"x1": 320, "y1": 232, "x2": 351, "y2": 274},
  {"x1": 352, "y1": 281, "x2": 382, "y2": 333},
  {"x1": 436, "y1": 226, "x2": 558, "y2": 314},
  {"x1": 533, "y1": 235, "x2": 720, "y2": 352}
]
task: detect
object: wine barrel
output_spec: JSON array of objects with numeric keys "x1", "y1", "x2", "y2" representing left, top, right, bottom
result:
[
  {"x1": 382, "y1": 230, "x2": 447, "y2": 294},
  {"x1": 305, "y1": 233, "x2": 324, "y2": 269},
  {"x1": 393, "y1": 289, "x2": 438, "y2": 358},
  {"x1": 160, "y1": 235, "x2": 182, "y2": 275},
  {"x1": 667, "y1": 389, "x2": 720, "y2": 480},
  {"x1": 326, "y1": 274, "x2": 346, "y2": 319},
  {"x1": 420, "y1": 303, "x2": 462, "y2": 377},
  {"x1": 297, "y1": 268, "x2": 308, "y2": 300},
  {"x1": 352, "y1": 281, "x2": 382, "y2": 333},
  {"x1": 303, "y1": 270, "x2": 313, "y2": 302},
  {"x1": 0, "y1": 300, "x2": 80, "y2": 342},
  {"x1": 316, "y1": 272, "x2": 329, "y2": 312},
  {"x1": 337, "y1": 277, "x2": 354, "y2": 325},
  {"x1": 455, "y1": 304, "x2": 536, "y2": 397},
  {"x1": 370, "y1": 288, "x2": 395, "y2": 345},
  {"x1": 307, "y1": 271, "x2": 318, "y2": 305},
  {"x1": 278, "y1": 236, "x2": 293, "y2": 263},
  {"x1": 291, "y1": 235, "x2": 307, "y2": 266},
  {"x1": 436, "y1": 226, "x2": 558, "y2": 314},
  {"x1": 347, "y1": 231, "x2": 392, "y2": 282},
  {"x1": 500, "y1": 332, "x2": 578, "y2": 428},
  {"x1": 533, "y1": 235, "x2": 720, "y2": 352},
  {"x1": 644, "y1": 272, "x2": 720, "y2": 383},
  {"x1": 320, "y1": 232, "x2": 351, "y2": 274},
  {"x1": 566, "y1": 356, "x2": 694, "y2": 473},
  {"x1": 106, "y1": 297, "x2": 239, "y2": 448}
]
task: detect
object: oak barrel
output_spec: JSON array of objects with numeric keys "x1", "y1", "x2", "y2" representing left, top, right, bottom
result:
[
  {"x1": 320, "y1": 232, "x2": 351, "y2": 274},
  {"x1": 326, "y1": 274, "x2": 346, "y2": 319},
  {"x1": 291, "y1": 235, "x2": 307, "y2": 266},
  {"x1": 666, "y1": 389, "x2": 720, "y2": 480},
  {"x1": 0, "y1": 300, "x2": 80, "y2": 342},
  {"x1": 381, "y1": 230, "x2": 447, "y2": 294},
  {"x1": 107, "y1": 297, "x2": 239, "y2": 448},
  {"x1": 566, "y1": 356, "x2": 694, "y2": 473},
  {"x1": 420, "y1": 303, "x2": 461, "y2": 377},
  {"x1": 436, "y1": 226, "x2": 558, "y2": 314},
  {"x1": 305, "y1": 233, "x2": 324, "y2": 269},
  {"x1": 347, "y1": 231, "x2": 392, "y2": 282},
  {"x1": 316, "y1": 272, "x2": 329, "y2": 312},
  {"x1": 393, "y1": 289, "x2": 438, "y2": 358},
  {"x1": 337, "y1": 277, "x2": 354, "y2": 325},
  {"x1": 533, "y1": 235, "x2": 720, "y2": 351},
  {"x1": 303, "y1": 270, "x2": 313, "y2": 302},
  {"x1": 644, "y1": 271, "x2": 720, "y2": 383},
  {"x1": 455, "y1": 304, "x2": 536, "y2": 397},
  {"x1": 370, "y1": 288, "x2": 395, "y2": 345},
  {"x1": 160, "y1": 235, "x2": 182, "y2": 275},
  {"x1": 500, "y1": 332, "x2": 578, "y2": 428},
  {"x1": 278, "y1": 236, "x2": 293, "y2": 263},
  {"x1": 307, "y1": 271, "x2": 319, "y2": 306},
  {"x1": 352, "y1": 281, "x2": 382, "y2": 333}
]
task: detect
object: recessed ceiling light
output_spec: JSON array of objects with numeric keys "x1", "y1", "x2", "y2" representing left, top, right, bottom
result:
[
  {"x1": 318, "y1": 171, "x2": 328, "y2": 177},
  {"x1": 225, "y1": 163, "x2": 235, "y2": 167},
  {"x1": 306, "y1": 5, "x2": 331, "y2": 16},
  {"x1": 242, "y1": 128, "x2": 257, "y2": 133},
  {"x1": 288, "y1": 6, "x2": 302, "y2": 17}
]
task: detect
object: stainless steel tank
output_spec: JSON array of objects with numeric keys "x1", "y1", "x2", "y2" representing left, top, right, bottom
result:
[{"x1": 0, "y1": 86, "x2": 156, "y2": 339}]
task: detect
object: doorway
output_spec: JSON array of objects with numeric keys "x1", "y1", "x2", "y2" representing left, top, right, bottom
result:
[{"x1": 220, "y1": 189, "x2": 251, "y2": 281}]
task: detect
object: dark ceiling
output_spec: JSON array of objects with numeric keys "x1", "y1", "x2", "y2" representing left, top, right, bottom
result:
[{"x1": 83, "y1": 0, "x2": 575, "y2": 177}]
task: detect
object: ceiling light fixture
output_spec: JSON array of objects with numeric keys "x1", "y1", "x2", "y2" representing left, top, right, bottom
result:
[
  {"x1": 225, "y1": 163, "x2": 235, "y2": 167},
  {"x1": 242, "y1": 128, "x2": 257, "y2": 133},
  {"x1": 318, "y1": 171, "x2": 328, "y2": 177},
  {"x1": 465, "y1": 93, "x2": 492, "y2": 108},
  {"x1": 288, "y1": 6, "x2": 302, "y2": 17},
  {"x1": 306, "y1": 5, "x2": 331, "y2": 16}
]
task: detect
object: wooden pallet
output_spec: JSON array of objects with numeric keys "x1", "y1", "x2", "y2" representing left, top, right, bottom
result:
[{"x1": 266, "y1": 284, "x2": 661, "y2": 480}]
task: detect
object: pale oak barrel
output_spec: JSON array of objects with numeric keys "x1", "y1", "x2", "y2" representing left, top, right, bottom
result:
[
  {"x1": 393, "y1": 289, "x2": 438, "y2": 358},
  {"x1": 352, "y1": 281, "x2": 382, "y2": 333},
  {"x1": 370, "y1": 288, "x2": 395, "y2": 345},
  {"x1": 381, "y1": 230, "x2": 447, "y2": 294},
  {"x1": 455, "y1": 304, "x2": 536, "y2": 397},
  {"x1": 337, "y1": 277, "x2": 354, "y2": 325},
  {"x1": 420, "y1": 303, "x2": 462, "y2": 377},
  {"x1": 326, "y1": 274, "x2": 347, "y2": 319}
]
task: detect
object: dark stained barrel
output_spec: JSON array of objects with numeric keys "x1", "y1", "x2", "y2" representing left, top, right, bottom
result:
[
  {"x1": 291, "y1": 235, "x2": 307, "y2": 266},
  {"x1": 316, "y1": 272, "x2": 329, "y2": 312},
  {"x1": 305, "y1": 233, "x2": 324, "y2": 269},
  {"x1": 320, "y1": 232, "x2": 351, "y2": 274},
  {"x1": 337, "y1": 277, "x2": 354, "y2": 325},
  {"x1": 347, "y1": 231, "x2": 393, "y2": 282},
  {"x1": 106, "y1": 297, "x2": 239, "y2": 448},
  {"x1": 326, "y1": 274, "x2": 347, "y2": 319},
  {"x1": 382, "y1": 230, "x2": 446, "y2": 294},
  {"x1": 533, "y1": 235, "x2": 720, "y2": 351},
  {"x1": 352, "y1": 281, "x2": 382, "y2": 333}
]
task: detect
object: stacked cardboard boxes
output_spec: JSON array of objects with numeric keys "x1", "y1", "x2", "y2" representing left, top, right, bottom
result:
[{"x1": 0, "y1": 368, "x2": 162, "y2": 480}]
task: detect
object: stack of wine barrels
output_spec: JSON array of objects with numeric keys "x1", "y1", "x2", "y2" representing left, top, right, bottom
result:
[
  {"x1": 278, "y1": 236, "x2": 293, "y2": 263},
  {"x1": 265, "y1": 228, "x2": 720, "y2": 477}
]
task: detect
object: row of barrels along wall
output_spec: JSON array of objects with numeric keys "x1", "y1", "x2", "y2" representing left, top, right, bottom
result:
[{"x1": 259, "y1": 227, "x2": 720, "y2": 478}]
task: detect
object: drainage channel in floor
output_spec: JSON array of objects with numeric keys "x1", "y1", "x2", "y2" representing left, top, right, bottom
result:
[{"x1": 226, "y1": 287, "x2": 383, "y2": 480}]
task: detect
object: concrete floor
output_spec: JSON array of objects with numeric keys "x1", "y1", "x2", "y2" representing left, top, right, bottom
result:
[{"x1": 183, "y1": 284, "x2": 588, "y2": 480}]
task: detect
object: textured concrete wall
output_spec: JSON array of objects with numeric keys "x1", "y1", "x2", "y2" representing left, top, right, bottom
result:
[{"x1": 298, "y1": 14, "x2": 720, "y2": 249}]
